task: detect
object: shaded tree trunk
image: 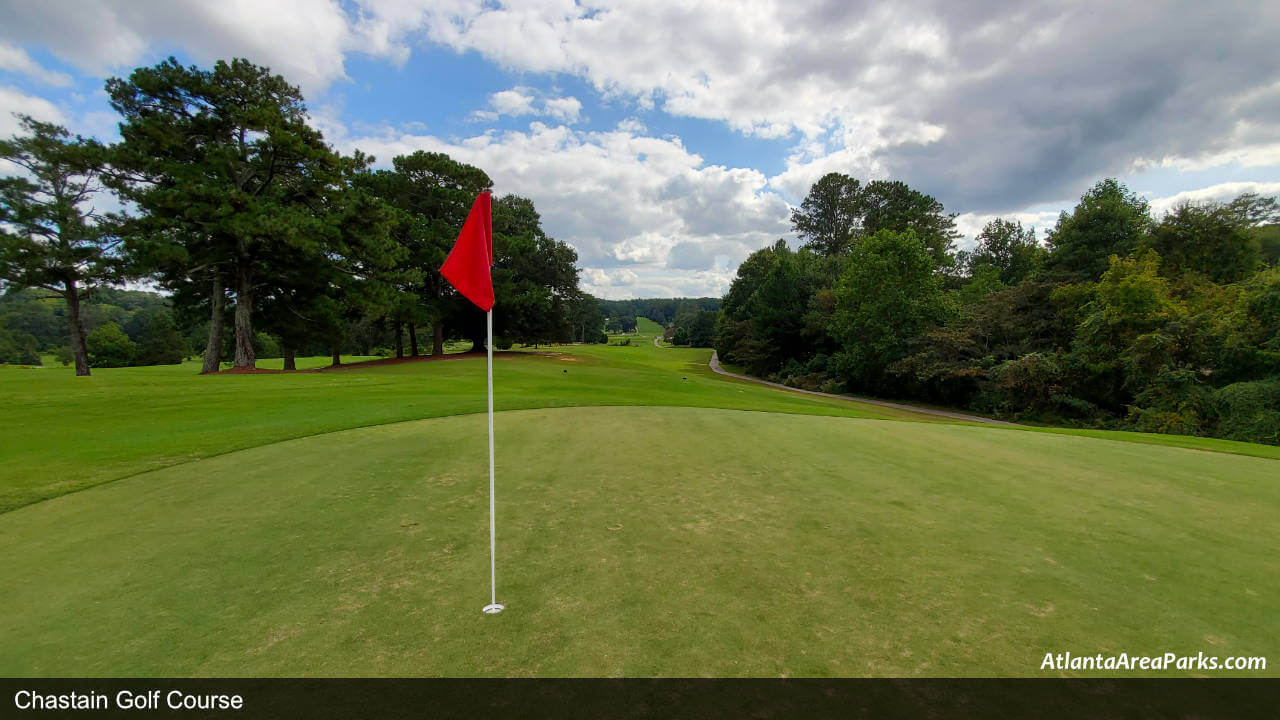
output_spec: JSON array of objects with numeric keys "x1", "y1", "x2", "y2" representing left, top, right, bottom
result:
[
  {"x1": 331, "y1": 349, "x2": 341, "y2": 366},
  {"x1": 63, "y1": 277, "x2": 90, "y2": 377},
  {"x1": 233, "y1": 254, "x2": 255, "y2": 368},
  {"x1": 408, "y1": 323, "x2": 418, "y2": 356},
  {"x1": 201, "y1": 271, "x2": 224, "y2": 374},
  {"x1": 433, "y1": 322, "x2": 443, "y2": 356},
  {"x1": 282, "y1": 346, "x2": 296, "y2": 371},
  {"x1": 395, "y1": 322, "x2": 404, "y2": 359}
]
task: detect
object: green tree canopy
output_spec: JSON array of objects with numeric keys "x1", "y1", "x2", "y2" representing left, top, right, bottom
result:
[
  {"x1": 0, "y1": 117, "x2": 117, "y2": 375},
  {"x1": 790, "y1": 173, "x2": 862, "y2": 255},
  {"x1": 359, "y1": 150, "x2": 493, "y2": 355},
  {"x1": 1045, "y1": 178, "x2": 1151, "y2": 282},
  {"x1": 1147, "y1": 195, "x2": 1270, "y2": 283},
  {"x1": 107, "y1": 57, "x2": 350, "y2": 370},
  {"x1": 672, "y1": 309, "x2": 717, "y2": 347},
  {"x1": 0, "y1": 324, "x2": 40, "y2": 365},
  {"x1": 965, "y1": 218, "x2": 1044, "y2": 285},
  {"x1": 830, "y1": 229, "x2": 953, "y2": 385},
  {"x1": 858, "y1": 180, "x2": 959, "y2": 267},
  {"x1": 86, "y1": 321, "x2": 136, "y2": 368},
  {"x1": 790, "y1": 173, "x2": 958, "y2": 266}
]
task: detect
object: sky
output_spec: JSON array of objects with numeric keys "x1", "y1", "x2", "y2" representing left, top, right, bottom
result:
[{"x1": 2, "y1": 1, "x2": 1279, "y2": 299}]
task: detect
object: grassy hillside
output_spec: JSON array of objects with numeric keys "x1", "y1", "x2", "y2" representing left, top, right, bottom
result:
[
  {"x1": 635, "y1": 316, "x2": 665, "y2": 334},
  {"x1": 1, "y1": 320, "x2": 1276, "y2": 676}
]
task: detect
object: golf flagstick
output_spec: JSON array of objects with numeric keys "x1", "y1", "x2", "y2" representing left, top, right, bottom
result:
[
  {"x1": 438, "y1": 190, "x2": 502, "y2": 615},
  {"x1": 483, "y1": 309, "x2": 503, "y2": 614}
]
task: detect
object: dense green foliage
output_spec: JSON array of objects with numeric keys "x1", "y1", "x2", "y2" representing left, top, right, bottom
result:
[
  {"x1": 957, "y1": 218, "x2": 1043, "y2": 287},
  {"x1": 1043, "y1": 179, "x2": 1152, "y2": 282},
  {"x1": 0, "y1": 287, "x2": 190, "y2": 366},
  {"x1": 789, "y1": 173, "x2": 959, "y2": 265},
  {"x1": 0, "y1": 323, "x2": 39, "y2": 364},
  {"x1": 598, "y1": 297, "x2": 720, "y2": 329},
  {"x1": 0, "y1": 117, "x2": 116, "y2": 375},
  {"x1": 353, "y1": 152, "x2": 598, "y2": 355},
  {"x1": 106, "y1": 58, "x2": 413, "y2": 371},
  {"x1": 1, "y1": 56, "x2": 602, "y2": 377},
  {"x1": 830, "y1": 230, "x2": 954, "y2": 383},
  {"x1": 85, "y1": 321, "x2": 136, "y2": 368},
  {"x1": 670, "y1": 308, "x2": 717, "y2": 347},
  {"x1": 719, "y1": 176, "x2": 1280, "y2": 445}
]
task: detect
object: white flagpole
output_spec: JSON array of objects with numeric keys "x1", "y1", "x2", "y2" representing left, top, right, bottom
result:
[{"x1": 482, "y1": 309, "x2": 503, "y2": 614}]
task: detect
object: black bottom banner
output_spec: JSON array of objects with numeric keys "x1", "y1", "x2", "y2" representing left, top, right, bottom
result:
[{"x1": 4, "y1": 679, "x2": 1278, "y2": 719}]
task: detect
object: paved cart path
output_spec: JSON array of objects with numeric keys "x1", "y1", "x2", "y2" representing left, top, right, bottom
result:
[{"x1": 709, "y1": 352, "x2": 1018, "y2": 426}]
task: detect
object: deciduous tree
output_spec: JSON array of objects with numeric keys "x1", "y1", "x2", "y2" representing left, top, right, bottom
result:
[
  {"x1": 830, "y1": 230, "x2": 953, "y2": 386},
  {"x1": 857, "y1": 180, "x2": 959, "y2": 267},
  {"x1": 1045, "y1": 179, "x2": 1151, "y2": 282},
  {"x1": 86, "y1": 321, "x2": 136, "y2": 368},
  {"x1": 1147, "y1": 197, "x2": 1266, "y2": 283},
  {"x1": 965, "y1": 218, "x2": 1043, "y2": 285}
]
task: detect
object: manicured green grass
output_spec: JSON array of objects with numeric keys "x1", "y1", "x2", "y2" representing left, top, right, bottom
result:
[
  {"x1": 1011, "y1": 425, "x2": 1280, "y2": 460},
  {"x1": 635, "y1": 316, "x2": 664, "y2": 334},
  {"x1": 2, "y1": 318, "x2": 1277, "y2": 677},
  {"x1": 0, "y1": 338, "x2": 926, "y2": 512},
  {"x1": 28, "y1": 354, "x2": 381, "y2": 371},
  {"x1": 1, "y1": 406, "x2": 1274, "y2": 676}
]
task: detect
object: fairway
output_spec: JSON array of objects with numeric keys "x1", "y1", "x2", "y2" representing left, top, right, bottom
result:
[
  {"x1": 3, "y1": 324, "x2": 1279, "y2": 678},
  {"x1": 0, "y1": 342, "x2": 933, "y2": 513},
  {"x1": 1, "y1": 404, "x2": 1277, "y2": 677}
]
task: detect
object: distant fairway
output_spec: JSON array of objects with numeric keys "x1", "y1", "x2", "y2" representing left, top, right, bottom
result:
[
  {"x1": 0, "y1": 339, "x2": 930, "y2": 513},
  {"x1": 1, "y1": 322, "x2": 1277, "y2": 676}
]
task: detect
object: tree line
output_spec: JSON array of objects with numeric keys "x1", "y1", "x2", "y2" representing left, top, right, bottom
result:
[
  {"x1": 717, "y1": 173, "x2": 1280, "y2": 445},
  {"x1": 598, "y1": 297, "x2": 719, "y2": 328},
  {"x1": 0, "y1": 57, "x2": 606, "y2": 376},
  {"x1": 0, "y1": 285, "x2": 452, "y2": 367},
  {"x1": 0, "y1": 287, "x2": 185, "y2": 367},
  {"x1": 596, "y1": 297, "x2": 720, "y2": 346}
]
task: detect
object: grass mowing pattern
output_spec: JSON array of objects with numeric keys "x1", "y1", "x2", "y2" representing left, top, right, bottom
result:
[
  {"x1": 0, "y1": 406, "x2": 1275, "y2": 676},
  {"x1": 0, "y1": 335, "x2": 934, "y2": 512},
  {"x1": 6, "y1": 322, "x2": 1274, "y2": 514},
  {"x1": 3, "y1": 319, "x2": 1277, "y2": 677}
]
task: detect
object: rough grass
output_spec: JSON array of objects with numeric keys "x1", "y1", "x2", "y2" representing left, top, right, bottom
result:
[{"x1": 0, "y1": 406, "x2": 1274, "y2": 677}]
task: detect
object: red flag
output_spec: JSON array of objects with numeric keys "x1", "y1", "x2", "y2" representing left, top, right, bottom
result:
[{"x1": 441, "y1": 191, "x2": 494, "y2": 311}]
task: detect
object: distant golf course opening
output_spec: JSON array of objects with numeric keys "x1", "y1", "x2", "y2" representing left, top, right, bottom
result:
[{"x1": 2, "y1": 322, "x2": 1276, "y2": 677}]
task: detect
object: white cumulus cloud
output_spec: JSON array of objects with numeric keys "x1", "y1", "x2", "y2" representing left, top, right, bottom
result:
[
  {"x1": 0, "y1": 85, "x2": 69, "y2": 137},
  {"x1": 326, "y1": 117, "x2": 789, "y2": 297},
  {"x1": 0, "y1": 0, "x2": 383, "y2": 96},
  {"x1": 1146, "y1": 181, "x2": 1280, "y2": 219},
  {"x1": 0, "y1": 43, "x2": 73, "y2": 86},
  {"x1": 478, "y1": 86, "x2": 584, "y2": 124}
]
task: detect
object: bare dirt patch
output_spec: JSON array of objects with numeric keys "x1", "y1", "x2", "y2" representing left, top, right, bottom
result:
[
  {"x1": 321, "y1": 352, "x2": 485, "y2": 371},
  {"x1": 212, "y1": 366, "x2": 290, "y2": 374}
]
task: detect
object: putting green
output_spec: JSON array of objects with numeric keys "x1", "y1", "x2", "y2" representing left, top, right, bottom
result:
[{"x1": 1, "y1": 406, "x2": 1274, "y2": 677}]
